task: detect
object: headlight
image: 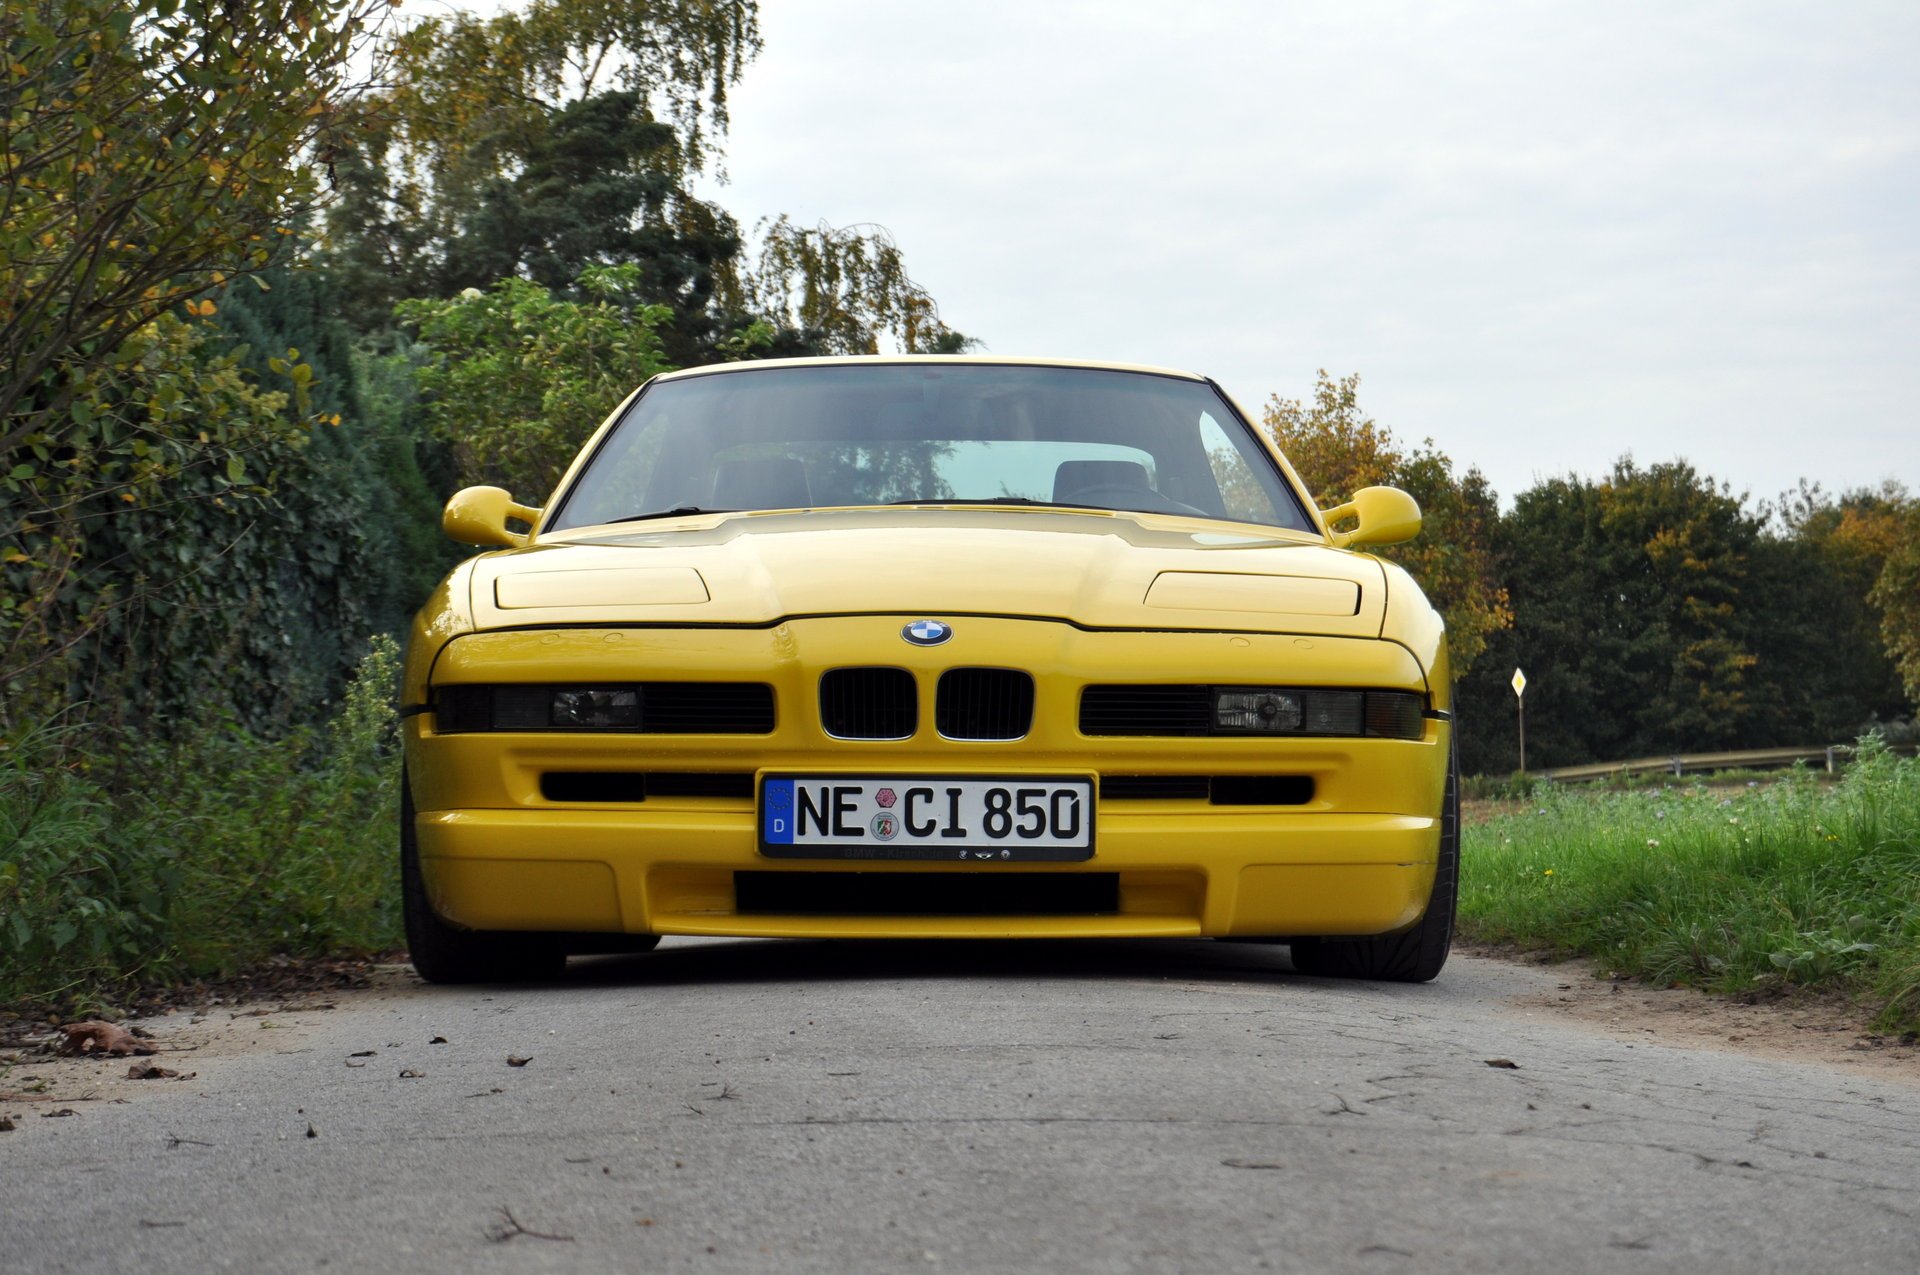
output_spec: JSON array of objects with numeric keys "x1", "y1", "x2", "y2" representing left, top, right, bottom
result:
[
  {"x1": 551, "y1": 688, "x2": 641, "y2": 728},
  {"x1": 1213, "y1": 689, "x2": 1303, "y2": 732},
  {"x1": 433, "y1": 682, "x2": 776, "y2": 734},
  {"x1": 440, "y1": 685, "x2": 638, "y2": 730}
]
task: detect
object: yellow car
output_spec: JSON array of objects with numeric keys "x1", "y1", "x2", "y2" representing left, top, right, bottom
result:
[{"x1": 401, "y1": 357, "x2": 1456, "y2": 983}]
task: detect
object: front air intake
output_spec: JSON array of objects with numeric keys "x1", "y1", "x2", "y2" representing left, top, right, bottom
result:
[
  {"x1": 819, "y1": 667, "x2": 917, "y2": 739},
  {"x1": 936, "y1": 668, "x2": 1035, "y2": 740}
]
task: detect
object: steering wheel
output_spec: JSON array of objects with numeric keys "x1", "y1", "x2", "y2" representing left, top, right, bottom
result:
[{"x1": 1059, "y1": 484, "x2": 1210, "y2": 518}]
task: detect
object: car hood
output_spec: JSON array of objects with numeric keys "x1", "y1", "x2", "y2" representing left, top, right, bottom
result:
[{"x1": 466, "y1": 508, "x2": 1388, "y2": 638}]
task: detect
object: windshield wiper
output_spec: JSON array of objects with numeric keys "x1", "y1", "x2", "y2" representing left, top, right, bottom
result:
[
  {"x1": 885, "y1": 497, "x2": 1099, "y2": 509},
  {"x1": 605, "y1": 505, "x2": 732, "y2": 525}
]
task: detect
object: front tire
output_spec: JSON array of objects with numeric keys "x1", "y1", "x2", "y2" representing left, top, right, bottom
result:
[
  {"x1": 1288, "y1": 740, "x2": 1460, "y2": 984},
  {"x1": 401, "y1": 769, "x2": 567, "y2": 984}
]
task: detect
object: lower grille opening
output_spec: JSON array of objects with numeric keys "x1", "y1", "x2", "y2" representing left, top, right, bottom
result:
[
  {"x1": 1102, "y1": 775, "x2": 1212, "y2": 800},
  {"x1": 734, "y1": 871, "x2": 1119, "y2": 916},
  {"x1": 1101, "y1": 775, "x2": 1315, "y2": 805},
  {"x1": 1209, "y1": 775, "x2": 1316, "y2": 805},
  {"x1": 540, "y1": 772, "x2": 753, "y2": 802}
]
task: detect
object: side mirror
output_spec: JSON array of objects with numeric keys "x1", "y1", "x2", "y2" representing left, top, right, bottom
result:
[
  {"x1": 1320, "y1": 485, "x2": 1421, "y2": 548},
  {"x1": 442, "y1": 486, "x2": 543, "y2": 548}
]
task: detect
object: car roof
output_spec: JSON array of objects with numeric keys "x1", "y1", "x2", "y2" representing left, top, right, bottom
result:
[{"x1": 652, "y1": 354, "x2": 1209, "y2": 384}]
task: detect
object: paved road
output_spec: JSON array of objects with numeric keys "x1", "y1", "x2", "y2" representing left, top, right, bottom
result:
[{"x1": 4, "y1": 940, "x2": 1918, "y2": 1273}]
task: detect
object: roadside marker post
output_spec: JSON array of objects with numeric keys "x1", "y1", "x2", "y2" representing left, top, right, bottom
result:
[{"x1": 1511, "y1": 667, "x2": 1527, "y2": 774}]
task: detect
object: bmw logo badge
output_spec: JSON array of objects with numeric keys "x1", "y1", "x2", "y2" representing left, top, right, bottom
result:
[{"x1": 902, "y1": 619, "x2": 953, "y2": 646}]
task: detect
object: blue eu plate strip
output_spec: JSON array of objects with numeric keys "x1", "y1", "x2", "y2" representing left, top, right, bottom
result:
[{"x1": 762, "y1": 778, "x2": 795, "y2": 844}]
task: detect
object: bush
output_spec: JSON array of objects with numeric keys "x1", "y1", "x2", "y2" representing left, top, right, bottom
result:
[{"x1": 0, "y1": 637, "x2": 402, "y2": 1007}]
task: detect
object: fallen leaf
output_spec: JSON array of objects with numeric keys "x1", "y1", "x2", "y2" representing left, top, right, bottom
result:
[
  {"x1": 399, "y1": 1068, "x2": 424, "y2": 1079},
  {"x1": 59, "y1": 1021, "x2": 155, "y2": 1057},
  {"x1": 507, "y1": 1055, "x2": 531, "y2": 1067},
  {"x1": 126, "y1": 1063, "x2": 192, "y2": 1080},
  {"x1": 1484, "y1": 1058, "x2": 1520, "y2": 1070},
  {"x1": 306, "y1": 1123, "x2": 318, "y2": 1139},
  {"x1": 429, "y1": 1035, "x2": 447, "y2": 1045}
]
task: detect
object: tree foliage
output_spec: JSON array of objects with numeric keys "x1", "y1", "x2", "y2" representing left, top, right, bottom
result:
[
  {"x1": 0, "y1": 0, "x2": 401, "y2": 729},
  {"x1": 326, "y1": 1, "x2": 761, "y2": 360},
  {"x1": 735, "y1": 217, "x2": 971, "y2": 356},
  {"x1": 397, "y1": 264, "x2": 675, "y2": 501},
  {"x1": 1455, "y1": 463, "x2": 1911, "y2": 773},
  {"x1": 1877, "y1": 542, "x2": 1920, "y2": 705},
  {"x1": 2, "y1": 314, "x2": 310, "y2": 718},
  {"x1": 1262, "y1": 372, "x2": 1510, "y2": 675},
  {"x1": 324, "y1": 3, "x2": 967, "y2": 362},
  {"x1": 1782, "y1": 482, "x2": 1920, "y2": 707},
  {"x1": 0, "y1": 0, "x2": 388, "y2": 446}
]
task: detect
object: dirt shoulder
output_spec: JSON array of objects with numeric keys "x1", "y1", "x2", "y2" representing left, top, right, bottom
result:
[
  {"x1": 1468, "y1": 942, "x2": 1920, "y2": 1086},
  {"x1": 0, "y1": 965, "x2": 412, "y2": 1124}
]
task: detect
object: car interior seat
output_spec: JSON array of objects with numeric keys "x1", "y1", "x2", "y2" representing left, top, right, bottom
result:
[
  {"x1": 710, "y1": 456, "x2": 814, "y2": 511},
  {"x1": 1052, "y1": 459, "x2": 1155, "y2": 504}
]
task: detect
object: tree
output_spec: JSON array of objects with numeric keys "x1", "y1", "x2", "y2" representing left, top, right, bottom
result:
[
  {"x1": 1, "y1": 0, "x2": 394, "y2": 728},
  {"x1": 325, "y1": 1, "x2": 761, "y2": 358},
  {"x1": 397, "y1": 264, "x2": 675, "y2": 500},
  {"x1": 1782, "y1": 482, "x2": 1920, "y2": 712},
  {"x1": 1876, "y1": 541, "x2": 1920, "y2": 705},
  {"x1": 734, "y1": 218, "x2": 972, "y2": 355},
  {"x1": 325, "y1": 3, "x2": 969, "y2": 362},
  {"x1": 1456, "y1": 460, "x2": 1795, "y2": 772},
  {"x1": 0, "y1": 0, "x2": 388, "y2": 447},
  {"x1": 1262, "y1": 372, "x2": 1510, "y2": 675}
]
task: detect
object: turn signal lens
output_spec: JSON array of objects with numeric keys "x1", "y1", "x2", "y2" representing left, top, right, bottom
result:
[{"x1": 1363, "y1": 691, "x2": 1425, "y2": 740}]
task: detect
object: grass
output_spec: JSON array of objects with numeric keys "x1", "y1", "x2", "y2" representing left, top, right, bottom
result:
[
  {"x1": 0, "y1": 638, "x2": 402, "y2": 1011},
  {"x1": 1460, "y1": 738, "x2": 1920, "y2": 1032}
]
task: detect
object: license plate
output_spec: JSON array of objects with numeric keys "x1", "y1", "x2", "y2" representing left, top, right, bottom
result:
[{"x1": 759, "y1": 775, "x2": 1095, "y2": 861}]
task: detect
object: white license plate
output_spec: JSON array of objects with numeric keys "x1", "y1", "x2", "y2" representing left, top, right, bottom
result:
[{"x1": 759, "y1": 775, "x2": 1095, "y2": 861}]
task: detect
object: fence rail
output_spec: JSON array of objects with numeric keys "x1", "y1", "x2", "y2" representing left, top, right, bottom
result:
[{"x1": 1537, "y1": 742, "x2": 1918, "y2": 782}]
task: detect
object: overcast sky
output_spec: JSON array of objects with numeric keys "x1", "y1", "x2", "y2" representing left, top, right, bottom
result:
[{"x1": 699, "y1": 0, "x2": 1918, "y2": 507}]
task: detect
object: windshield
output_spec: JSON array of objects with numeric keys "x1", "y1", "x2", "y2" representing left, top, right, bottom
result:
[{"x1": 547, "y1": 363, "x2": 1316, "y2": 533}]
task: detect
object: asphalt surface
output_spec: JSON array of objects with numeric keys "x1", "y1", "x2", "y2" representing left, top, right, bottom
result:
[{"x1": 3, "y1": 940, "x2": 1918, "y2": 1273}]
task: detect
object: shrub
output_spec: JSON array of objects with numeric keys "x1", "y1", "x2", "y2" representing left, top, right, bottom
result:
[{"x1": 0, "y1": 637, "x2": 402, "y2": 1006}]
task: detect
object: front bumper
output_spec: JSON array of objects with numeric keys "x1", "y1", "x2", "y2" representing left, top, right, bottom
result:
[{"x1": 406, "y1": 620, "x2": 1449, "y2": 940}]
